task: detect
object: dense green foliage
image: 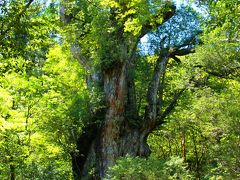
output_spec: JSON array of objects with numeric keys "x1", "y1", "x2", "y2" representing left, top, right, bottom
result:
[
  {"x1": 108, "y1": 156, "x2": 193, "y2": 179},
  {"x1": 0, "y1": 0, "x2": 239, "y2": 179},
  {"x1": 0, "y1": 45, "x2": 86, "y2": 178},
  {"x1": 0, "y1": 1, "x2": 84, "y2": 178}
]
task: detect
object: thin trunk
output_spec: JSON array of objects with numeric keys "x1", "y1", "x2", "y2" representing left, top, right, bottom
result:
[
  {"x1": 192, "y1": 132, "x2": 201, "y2": 179},
  {"x1": 9, "y1": 156, "x2": 15, "y2": 180},
  {"x1": 181, "y1": 131, "x2": 187, "y2": 162},
  {"x1": 10, "y1": 164, "x2": 15, "y2": 180}
]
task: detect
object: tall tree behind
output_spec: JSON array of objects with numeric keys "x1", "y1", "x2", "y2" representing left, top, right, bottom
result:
[{"x1": 60, "y1": 0, "x2": 201, "y2": 178}]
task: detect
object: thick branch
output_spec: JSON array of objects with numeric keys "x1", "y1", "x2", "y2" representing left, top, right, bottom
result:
[
  {"x1": 142, "y1": 45, "x2": 195, "y2": 133},
  {"x1": 168, "y1": 30, "x2": 201, "y2": 60},
  {"x1": 142, "y1": 44, "x2": 196, "y2": 132},
  {"x1": 156, "y1": 64, "x2": 167, "y2": 115},
  {"x1": 169, "y1": 46, "x2": 195, "y2": 63},
  {"x1": 169, "y1": 48, "x2": 195, "y2": 57},
  {"x1": 142, "y1": 53, "x2": 169, "y2": 132},
  {"x1": 175, "y1": 30, "x2": 202, "y2": 48},
  {"x1": 60, "y1": 4, "x2": 92, "y2": 70}
]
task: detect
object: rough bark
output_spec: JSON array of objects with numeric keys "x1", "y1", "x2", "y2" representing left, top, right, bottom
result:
[
  {"x1": 73, "y1": 62, "x2": 150, "y2": 179},
  {"x1": 99, "y1": 62, "x2": 128, "y2": 175}
]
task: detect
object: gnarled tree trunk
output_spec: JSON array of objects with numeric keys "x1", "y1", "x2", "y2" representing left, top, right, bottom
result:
[
  {"x1": 60, "y1": 2, "x2": 183, "y2": 179},
  {"x1": 72, "y1": 61, "x2": 151, "y2": 179}
]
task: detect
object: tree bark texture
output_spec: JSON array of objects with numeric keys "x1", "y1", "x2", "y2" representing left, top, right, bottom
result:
[{"x1": 72, "y1": 61, "x2": 152, "y2": 179}]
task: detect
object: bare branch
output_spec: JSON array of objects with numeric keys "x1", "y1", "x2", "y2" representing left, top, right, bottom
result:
[
  {"x1": 156, "y1": 87, "x2": 186, "y2": 126},
  {"x1": 171, "y1": 56, "x2": 181, "y2": 64}
]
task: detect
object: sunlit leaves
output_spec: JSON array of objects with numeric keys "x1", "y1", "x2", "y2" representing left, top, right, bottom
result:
[
  {"x1": 0, "y1": 43, "x2": 89, "y2": 178},
  {"x1": 124, "y1": 18, "x2": 143, "y2": 36}
]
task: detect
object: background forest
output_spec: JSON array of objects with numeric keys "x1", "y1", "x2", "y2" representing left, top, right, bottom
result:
[{"x1": 0, "y1": 0, "x2": 239, "y2": 179}]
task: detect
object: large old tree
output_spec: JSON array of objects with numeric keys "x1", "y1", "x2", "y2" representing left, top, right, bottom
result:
[{"x1": 60, "y1": 0, "x2": 199, "y2": 178}]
